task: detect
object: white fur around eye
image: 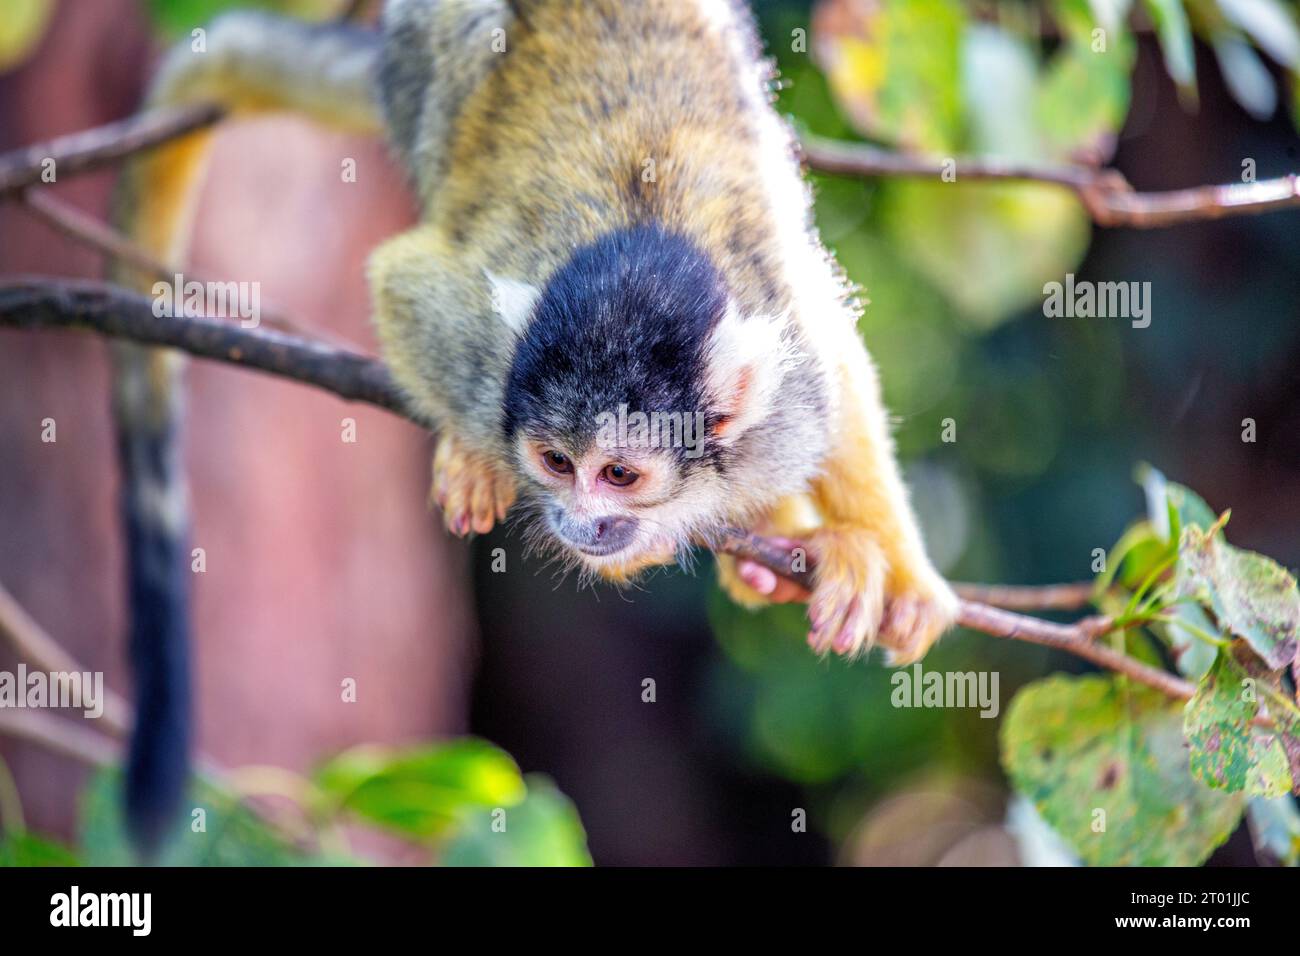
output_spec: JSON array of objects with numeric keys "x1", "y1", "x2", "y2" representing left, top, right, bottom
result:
[
  {"x1": 704, "y1": 303, "x2": 792, "y2": 442},
  {"x1": 485, "y1": 269, "x2": 542, "y2": 334}
]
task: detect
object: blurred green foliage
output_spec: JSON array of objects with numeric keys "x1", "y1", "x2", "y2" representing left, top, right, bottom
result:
[
  {"x1": 142, "y1": 0, "x2": 341, "y2": 38},
  {"x1": 3, "y1": 0, "x2": 1300, "y2": 867},
  {"x1": 711, "y1": 0, "x2": 1300, "y2": 866},
  {"x1": 2, "y1": 739, "x2": 590, "y2": 866}
]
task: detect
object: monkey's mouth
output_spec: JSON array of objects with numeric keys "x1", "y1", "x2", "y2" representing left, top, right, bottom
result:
[
  {"x1": 571, "y1": 540, "x2": 632, "y2": 558},
  {"x1": 565, "y1": 533, "x2": 679, "y2": 580}
]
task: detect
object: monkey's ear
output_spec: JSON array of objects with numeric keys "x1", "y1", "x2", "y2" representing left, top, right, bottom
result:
[
  {"x1": 485, "y1": 269, "x2": 542, "y2": 334},
  {"x1": 703, "y1": 304, "x2": 791, "y2": 443}
]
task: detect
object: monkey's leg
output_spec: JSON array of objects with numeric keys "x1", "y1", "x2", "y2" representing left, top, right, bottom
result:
[
  {"x1": 804, "y1": 348, "x2": 958, "y2": 663},
  {"x1": 369, "y1": 226, "x2": 518, "y2": 537}
]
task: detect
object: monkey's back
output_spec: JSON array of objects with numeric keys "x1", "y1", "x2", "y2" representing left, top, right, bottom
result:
[{"x1": 426, "y1": 0, "x2": 807, "y2": 318}]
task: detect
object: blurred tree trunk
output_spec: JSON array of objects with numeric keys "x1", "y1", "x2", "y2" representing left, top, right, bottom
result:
[{"x1": 0, "y1": 0, "x2": 475, "y2": 842}]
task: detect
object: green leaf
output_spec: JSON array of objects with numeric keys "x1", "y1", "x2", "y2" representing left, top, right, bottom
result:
[
  {"x1": 1175, "y1": 519, "x2": 1300, "y2": 670},
  {"x1": 1292, "y1": 70, "x2": 1300, "y2": 133},
  {"x1": 1184, "y1": 644, "x2": 1293, "y2": 796},
  {"x1": 439, "y1": 775, "x2": 592, "y2": 867},
  {"x1": 313, "y1": 739, "x2": 528, "y2": 840},
  {"x1": 813, "y1": 0, "x2": 966, "y2": 152},
  {"x1": 1136, "y1": 462, "x2": 1218, "y2": 542},
  {"x1": 1143, "y1": 0, "x2": 1197, "y2": 93},
  {"x1": 879, "y1": 180, "x2": 1090, "y2": 327},
  {"x1": 0, "y1": 831, "x2": 79, "y2": 866},
  {"x1": 143, "y1": 0, "x2": 337, "y2": 40},
  {"x1": 1217, "y1": 0, "x2": 1300, "y2": 68},
  {"x1": 962, "y1": 25, "x2": 1042, "y2": 159},
  {"x1": 78, "y1": 769, "x2": 354, "y2": 865},
  {"x1": 1087, "y1": 0, "x2": 1135, "y2": 35},
  {"x1": 0, "y1": 0, "x2": 54, "y2": 72},
  {"x1": 1001, "y1": 674, "x2": 1244, "y2": 865},
  {"x1": 1035, "y1": 26, "x2": 1136, "y2": 161}
]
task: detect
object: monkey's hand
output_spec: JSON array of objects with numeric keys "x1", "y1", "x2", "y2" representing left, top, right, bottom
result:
[
  {"x1": 730, "y1": 529, "x2": 958, "y2": 664},
  {"x1": 430, "y1": 432, "x2": 516, "y2": 536}
]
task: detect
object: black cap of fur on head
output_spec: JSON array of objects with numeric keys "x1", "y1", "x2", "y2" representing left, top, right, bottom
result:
[{"x1": 502, "y1": 224, "x2": 730, "y2": 461}]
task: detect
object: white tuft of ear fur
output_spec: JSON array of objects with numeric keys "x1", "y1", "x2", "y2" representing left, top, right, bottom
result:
[
  {"x1": 703, "y1": 303, "x2": 793, "y2": 443},
  {"x1": 485, "y1": 269, "x2": 542, "y2": 334}
]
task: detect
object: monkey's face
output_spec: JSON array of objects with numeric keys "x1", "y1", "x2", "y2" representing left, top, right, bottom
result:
[
  {"x1": 499, "y1": 225, "x2": 798, "y2": 582},
  {"x1": 512, "y1": 432, "x2": 723, "y2": 581}
]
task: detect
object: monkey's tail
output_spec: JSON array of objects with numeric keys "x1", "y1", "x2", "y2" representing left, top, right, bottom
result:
[{"x1": 110, "y1": 11, "x2": 381, "y2": 857}]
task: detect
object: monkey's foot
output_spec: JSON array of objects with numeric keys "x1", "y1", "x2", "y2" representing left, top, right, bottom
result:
[
  {"x1": 806, "y1": 529, "x2": 888, "y2": 657},
  {"x1": 876, "y1": 570, "x2": 960, "y2": 665},
  {"x1": 430, "y1": 433, "x2": 515, "y2": 536}
]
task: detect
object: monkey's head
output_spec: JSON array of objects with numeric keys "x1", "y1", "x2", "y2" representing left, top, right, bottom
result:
[{"x1": 497, "y1": 225, "x2": 805, "y2": 581}]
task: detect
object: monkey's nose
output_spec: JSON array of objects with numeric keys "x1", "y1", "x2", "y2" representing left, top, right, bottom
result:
[
  {"x1": 561, "y1": 514, "x2": 638, "y2": 555},
  {"x1": 592, "y1": 515, "x2": 635, "y2": 548}
]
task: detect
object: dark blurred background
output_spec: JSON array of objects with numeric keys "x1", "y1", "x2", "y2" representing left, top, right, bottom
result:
[{"x1": 0, "y1": 0, "x2": 1296, "y2": 865}]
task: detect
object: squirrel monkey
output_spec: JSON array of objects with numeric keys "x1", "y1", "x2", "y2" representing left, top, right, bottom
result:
[{"x1": 114, "y1": 3, "x2": 958, "y2": 831}]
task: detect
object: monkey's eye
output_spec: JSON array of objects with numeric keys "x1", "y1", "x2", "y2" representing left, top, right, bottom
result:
[
  {"x1": 541, "y1": 450, "x2": 573, "y2": 476},
  {"x1": 601, "y1": 463, "x2": 639, "y2": 487}
]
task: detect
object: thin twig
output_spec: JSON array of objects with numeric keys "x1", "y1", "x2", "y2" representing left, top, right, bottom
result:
[
  {"x1": 0, "y1": 581, "x2": 132, "y2": 733},
  {"x1": 0, "y1": 104, "x2": 222, "y2": 198},
  {"x1": 0, "y1": 276, "x2": 418, "y2": 422},
  {"x1": 1, "y1": 105, "x2": 1298, "y2": 228},
  {"x1": 0, "y1": 709, "x2": 119, "y2": 768},
  {"x1": 951, "y1": 580, "x2": 1095, "y2": 611},
  {"x1": 713, "y1": 530, "x2": 1192, "y2": 696},
  {"x1": 0, "y1": 275, "x2": 1196, "y2": 699},
  {"x1": 21, "y1": 188, "x2": 176, "y2": 279},
  {"x1": 17, "y1": 188, "x2": 363, "y2": 348},
  {"x1": 800, "y1": 135, "x2": 1300, "y2": 228}
]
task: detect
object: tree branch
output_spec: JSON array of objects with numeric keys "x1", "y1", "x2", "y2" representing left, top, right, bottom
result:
[
  {"x1": 0, "y1": 581, "x2": 132, "y2": 733},
  {"x1": 800, "y1": 134, "x2": 1300, "y2": 228},
  {"x1": 0, "y1": 104, "x2": 222, "y2": 197},
  {"x1": 1, "y1": 105, "x2": 1297, "y2": 228},
  {"x1": 0, "y1": 709, "x2": 119, "y2": 768},
  {"x1": 0, "y1": 276, "x2": 419, "y2": 423},
  {"x1": 0, "y1": 275, "x2": 1198, "y2": 699},
  {"x1": 17, "y1": 188, "x2": 362, "y2": 348}
]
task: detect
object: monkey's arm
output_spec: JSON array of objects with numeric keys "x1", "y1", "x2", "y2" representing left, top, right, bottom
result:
[
  {"x1": 718, "y1": 336, "x2": 957, "y2": 663},
  {"x1": 368, "y1": 226, "x2": 519, "y2": 535},
  {"x1": 804, "y1": 344, "x2": 958, "y2": 662}
]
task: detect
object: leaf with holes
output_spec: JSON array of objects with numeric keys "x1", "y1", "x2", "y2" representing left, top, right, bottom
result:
[
  {"x1": 1185, "y1": 643, "x2": 1293, "y2": 796},
  {"x1": 1176, "y1": 519, "x2": 1300, "y2": 670},
  {"x1": 1002, "y1": 674, "x2": 1244, "y2": 866}
]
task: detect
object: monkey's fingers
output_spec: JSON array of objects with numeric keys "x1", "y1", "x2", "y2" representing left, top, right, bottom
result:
[
  {"x1": 735, "y1": 560, "x2": 811, "y2": 604},
  {"x1": 430, "y1": 432, "x2": 515, "y2": 538},
  {"x1": 805, "y1": 530, "x2": 888, "y2": 657},
  {"x1": 876, "y1": 577, "x2": 959, "y2": 665}
]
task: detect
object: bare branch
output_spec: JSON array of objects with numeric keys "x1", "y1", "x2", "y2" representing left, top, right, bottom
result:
[
  {"x1": 17, "y1": 189, "x2": 362, "y2": 347},
  {"x1": 0, "y1": 279, "x2": 1197, "y2": 699},
  {"x1": 0, "y1": 581, "x2": 133, "y2": 734},
  {"x1": 0, "y1": 104, "x2": 222, "y2": 198},
  {"x1": 21, "y1": 188, "x2": 180, "y2": 281},
  {"x1": 1, "y1": 105, "x2": 1296, "y2": 229},
  {"x1": 712, "y1": 530, "x2": 1192, "y2": 697},
  {"x1": 800, "y1": 135, "x2": 1300, "y2": 229},
  {"x1": 0, "y1": 709, "x2": 119, "y2": 768},
  {"x1": 950, "y1": 580, "x2": 1096, "y2": 611},
  {"x1": 0, "y1": 276, "x2": 420, "y2": 423}
]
